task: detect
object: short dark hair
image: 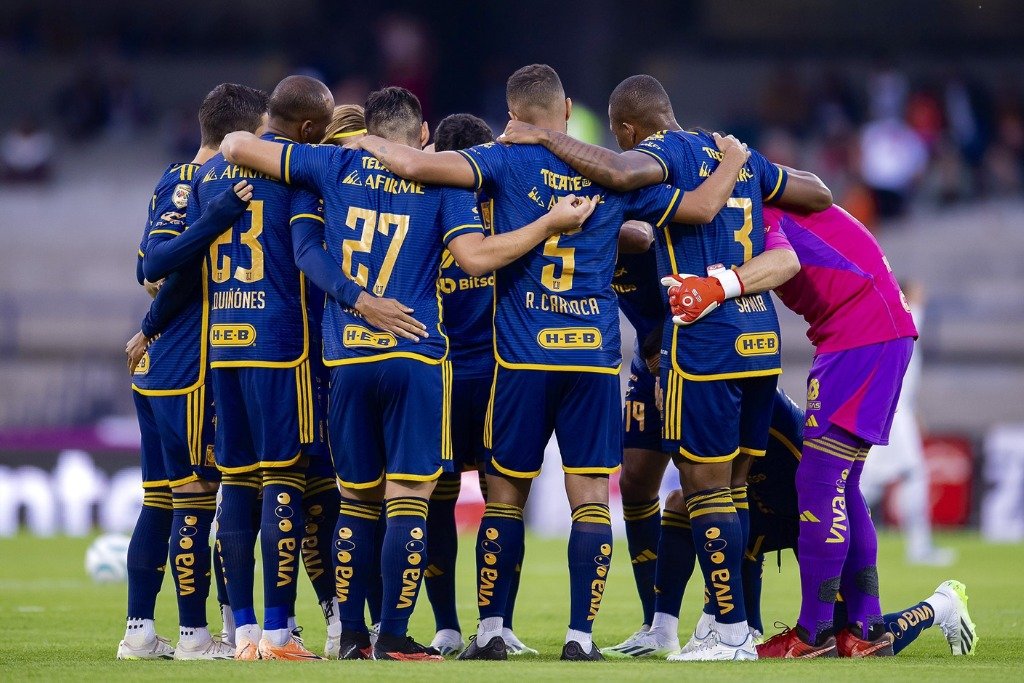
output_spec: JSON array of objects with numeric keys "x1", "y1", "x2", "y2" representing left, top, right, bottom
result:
[
  {"x1": 609, "y1": 74, "x2": 674, "y2": 128},
  {"x1": 198, "y1": 83, "x2": 268, "y2": 147},
  {"x1": 506, "y1": 64, "x2": 564, "y2": 117},
  {"x1": 267, "y1": 75, "x2": 333, "y2": 124},
  {"x1": 364, "y1": 86, "x2": 423, "y2": 144},
  {"x1": 433, "y1": 113, "x2": 494, "y2": 152}
]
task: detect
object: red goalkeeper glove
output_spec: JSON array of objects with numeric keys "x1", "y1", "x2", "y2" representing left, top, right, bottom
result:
[{"x1": 660, "y1": 269, "x2": 744, "y2": 325}]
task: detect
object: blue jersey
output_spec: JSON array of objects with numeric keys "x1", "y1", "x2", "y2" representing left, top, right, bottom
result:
[
  {"x1": 635, "y1": 129, "x2": 787, "y2": 380},
  {"x1": 194, "y1": 134, "x2": 312, "y2": 368},
  {"x1": 458, "y1": 142, "x2": 683, "y2": 374},
  {"x1": 440, "y1": 194, "x2": 495, "y2": 379},
  {"x1": 132, "y1": 162, "x2": 208, "y2": 394},
  {"x1": 283, "y1": 143, "x2": 484, "y2": 365},
  {"x1": 749, "y1": 388, "x2": 804, "y2": 522},
  {"x1": 613, "y1": 248, "x2": 665, "y2": 349}
]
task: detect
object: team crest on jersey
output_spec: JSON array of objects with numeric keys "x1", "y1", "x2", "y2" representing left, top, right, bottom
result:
[{"x1": 171, "y1": 183, "x2": 191, "y2": 209}]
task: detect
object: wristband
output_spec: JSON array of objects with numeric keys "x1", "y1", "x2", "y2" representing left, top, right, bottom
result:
[{"x1": 711, "y1": 268, "x2": 744, "y2": 299}]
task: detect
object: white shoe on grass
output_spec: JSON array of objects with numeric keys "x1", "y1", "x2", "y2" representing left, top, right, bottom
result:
[
  {"x1": 668, "y1": 631, "x2": 757, "y2": 661},
  {"x1": 935, "y1": 580, "x2": 978, "y2": 656},
  {"x1": 116, "y1": 634, "x2": 174, "y2": 660}
]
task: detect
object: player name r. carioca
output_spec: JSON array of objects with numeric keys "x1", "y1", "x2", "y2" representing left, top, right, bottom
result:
[{"x1": 524, "y1": 291, "x2": 601, "y2": 315}]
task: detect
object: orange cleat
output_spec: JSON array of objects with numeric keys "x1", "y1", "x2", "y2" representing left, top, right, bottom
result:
[
  {"x1": 835, "y1": 627, "x2": 895, "y2": 658},
  {"x1": 257, "y1": 635, "x2": 323, "y2": 661},
  {"x1": 756, "y1": 626, "x2": 838, "y2": 659}
]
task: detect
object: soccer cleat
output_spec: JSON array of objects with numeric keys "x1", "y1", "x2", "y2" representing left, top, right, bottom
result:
[
  {"x1": 336, "y1": 631, "x2": 373, "y2": 660},
  {"x1": 457, "y1": 635, "x2": 508, "y2": 660},
  {"x1": 430, "y1": 629, "x2": 465, "y2": 656},
  {"x1": 756, "y1": 625, "x2": 837, "y2": 659},
  {"x1": 677, "y1": 629, "x2": 713, "y2": 655},
  {"x1": 750, "y1": 628, "x2": 764, "y2": 645},
  {"x1": 257, "y1": 634, "x2": 322, "y2": 661},
  {"x1": 324, "y1": 630, "x2": 340, "y2": 659},
  {"x1": 234, "y1": 634, "x2": 260, "y2": 661},
  {"x1": 935, "y1": 580, "x2": 978, "y2": 656},
  {"x1": 560, "y1": 640, "x2": 603, "y2": 661},
  {"x1": 668, "y1": 631, "x2": 758, "y2": 661},
  {"x1": 835, "y1": 627, "x2": 894, "y2": 657},
  {"x1": 369, "y1": 622, "x2": 380, "y2": 646},
  {"x1": 503, "y1": 629, "x2": 539, "y2": 656},
  {"x1": 116, "y1": 634, "x2": 174, "y2": 660},
  {"x1": 372, "y1": 633, "x2": 444, "y2": 661},
  {"x1": 601, "y1": 627, "x2": 679, "y2": 659},
  {"x1": 173, "y1": 634, "x2": 235, "y2": 660}
]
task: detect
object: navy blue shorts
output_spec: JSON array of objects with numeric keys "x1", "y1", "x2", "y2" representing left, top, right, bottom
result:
[
  {"x1": 305, "y1": 352, "x2": 334, "y2": 480},
  {"x1": 623, "y1": 353, "x2": 662, "y2": 452},
  {"x1": 485, "y1": 367, "x2": 622, "y2": 478},
  {"x1": 661, "y1": 369, "x2": 778, "y2": 463},
  {"x1": 749, "y1": 508, "x2": 799, "y2": 556},
  {"x1": 329, "y1": 359, "x2": 453, "y2": 489},
  {"x1": 451, "y1": 372, "x2": 492, "y2": 471},
  {"x1": 210, "y1": 361, "x2": 317, "y2": 473},
  {"x1": 133, "y1": 386, "x2": 218, "y2": 488}
]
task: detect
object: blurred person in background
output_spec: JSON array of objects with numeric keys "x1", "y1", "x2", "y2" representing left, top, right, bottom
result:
[
  {"x1": 1, "y1": 117, "x2": 54, "y2": 183},
  {"x1": 859, "y1": 108, "x2": 929, "y2": 220},
  {"x1": 861, "y1": 282, "x2": 955, "y2": 566}
]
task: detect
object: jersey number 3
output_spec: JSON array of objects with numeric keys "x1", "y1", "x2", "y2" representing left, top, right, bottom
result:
[
  {"x1": 726, "y1": 197, "x2": 753, "y2": 263},
  {"x1": 210, "y1": 201, "x2": 264, "y2": 283},
  {"x1": 343, "y1": 206, "x2": 410, "y2": 296}
]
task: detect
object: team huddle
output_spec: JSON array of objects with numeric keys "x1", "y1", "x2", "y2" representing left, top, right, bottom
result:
[{"x1": 120, "y1": 63, "x2": 978, "y2": 663}]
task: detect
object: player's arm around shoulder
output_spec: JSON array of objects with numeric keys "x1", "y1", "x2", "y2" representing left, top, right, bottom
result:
[
  {"x1": 772, "y1": 164, "x2": 832, "y2": 213},
  {"x1": 673, "y1": 133, "x2": 749, "y2": 224},
  {"x1": 353, "y1": 134, "x2": 477, "y2": 188},
  {"x1": 220, "y1": 131, "x2": 285, "y2": 180}
]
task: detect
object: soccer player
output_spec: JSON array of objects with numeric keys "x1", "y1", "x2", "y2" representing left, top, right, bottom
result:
[
  {"x1": 500, "y1": 73, "x2": 831, "y2": 660},
  {"x1": 667, "y1": 204, "x2": 919, "y2": 657},
  {"x1": 221, "y1": 85, "x2": 599, "y2": 661},
  {"x1": 347, "y1": 65, "x2": 752, "y2": 661},
  {"x1": 120, "y1": 83, "x2": 267, "y2": 661},
  {"x1": 423, "y1": 112, "x2": 534, "y2": 657}
]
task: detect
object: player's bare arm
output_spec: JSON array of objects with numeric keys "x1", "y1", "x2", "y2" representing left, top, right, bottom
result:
[
  {"x1": 774, "y1": 165, "x2": 832, "y2": 212},
  {"x1": 734, "y1": 247, "x2": 800, "y2": 294},
  {"x1": 671, "y1": 133, "x2": 750, "y2": 224},
  {"x1": 353, "y1": 292, "x2": 429, "y2": 342},
  {"x1": 125, "y1": 330, "x2": 150, "y2": 374},
  {"x1": 352, "y1": 135, "x2": 477, "y2": 188},
  {"x1": 220, "y1": 131, "x2": 285, "y2": 179},
  {"x1": 500, "y1": 121, "x2": 664, "y2": 191},
  {"x1": 448, "y1": 194, "x2": 599, "y2": 276},
  {"x1": 618, "y1": 220, "x2": 654, "y2": 254}
]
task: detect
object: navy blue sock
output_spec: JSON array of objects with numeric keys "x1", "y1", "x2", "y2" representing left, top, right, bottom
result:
[
  {"x1": 426, "y1": 475, "x2": 461, "y2": 632},
  {"x1": 213, "y1": 543, "x2": 228, "y2": 609},
  {"x1": 884, "y1": 601, "x2": 936, "y2": 655},
  {"x1": 504, "y1": 542, "x2": 525, "y2": 631},
  {"x1": 685, "y1": 488, "x2": 747, "y2": 626},
  {"x1": 653, "y1": 507, "x2": 696, "y2": 618},
  {"x1": 126, "y1": 488, "x2": 173, "y2": 620},
  {"x1": 568, "y1": 503, "x2": 613, "y2": 632},
  {"x1": 367, "y1": 510, "x2": 386, "y2": 625},
  {"x1": 476, "y1": 503, "x2": 524, "y2": 622},
  {"x1": 216, "y1": 473, "x2": 260, "y2": 627},
  {"x1": 379, "y1": 497, "x2": 429, "y2": 637},
  {"x1": 742, "y1": 553, "x2": 764, "y2": 634},
  {"x1": 302, "y1": 478, "x2": 340, "y2": 604},
  {"x1": 623, "y1": 498, "x2": 661, "y2": 625},
  {"x1": 261, "y1": 469, "x2": 305, "y2": 631},
  {"x1": 170, "y1": 490, "x2": 217, "y2": 628},
  {"x1": 335, "y1": 498, "x2": 382, "y2": 633}
]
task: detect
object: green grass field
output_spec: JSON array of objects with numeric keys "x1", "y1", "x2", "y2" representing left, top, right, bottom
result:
[{"x1": 1, "y1": 531, "x2": 1021, "y2": 680}]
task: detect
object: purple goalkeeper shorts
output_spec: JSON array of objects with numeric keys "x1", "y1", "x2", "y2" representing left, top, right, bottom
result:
[{"x1": 804, "y1": 337, "x2": 914, "y2": 446}]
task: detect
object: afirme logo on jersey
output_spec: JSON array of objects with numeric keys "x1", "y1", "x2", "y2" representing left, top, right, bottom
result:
[
  {"x1": 536, "y1": 327, "x2": 602, "y2": 349},
  {"x1": 209, "y1": 324, "x2": 256, "y2": 347},
  {"x1": 343, "y1": 325, "x2": 397, "y2": 349},
  {"x1": 734, "y1": 332, "x2": 779, "y2": 357}
]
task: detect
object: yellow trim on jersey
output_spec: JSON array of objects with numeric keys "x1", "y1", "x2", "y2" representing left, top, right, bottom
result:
[
  {"x1": 669, "y1": 326, "x2": 781, "y2": 381},
  {"x1": 634, "y1": 147, "x2": 670, "y2": 183},
  {"x1": 662, "y1": 370, "x2": 684, "y2": 441},
  {"x1": 168, "y1": 473, "x2": 201, "y2": 488},
  {"x1": 440, "y1": 361, "x2": 453, "y2": 461},
  {"x1": 662, "y1": 226, "x2": 680, "y2": 273},
  {"x1": 739, "y1": 446, "x2": 766, "y2": 457},
  {"x1": 149, "y1": 229, "x2": 182, "y2": 237},
  {"x1": 490, "y1": 457, "x2": 542, "y2": 479},
  {"x1": 283, "y1": 144, "x2": 293, "y2": 185},
  {"x1": 290, "y1": 213, "x2": 324, "y2": 224},
  {"x1": 764, "y1": 165, "x2": 785, "y2": 202},
  {"x1": 769, "y1": 427, "x2": 802, "y2": 461},
  {"x1": 494, "y1": 355, "x2": 621, "y2": 375},
  {"x1": 132, "y1": 262, "x2": 210, "y2": 396},
  {"x1": 209, "y1": 273, "x2": 309, "y2": 369},
  {"x1": 443, "y1": 223, "x2": 484, "y2": 243},
  {"x1": 324, "y1": 350, "x2": 444, "y2": 367},
  {"x1": 676, "y1": 444, "x2": 741, "y2": 464},
  {"x1": 337, "y1": 472, "x2": 385, "y2": 490},
  {"x1": 483, "y1": 364, "x2": 498, "y2": 450},
  {"x1": 387, "y1": 468, "x2": 443, "y2": 483},
  {"x1": 456, "y1": 149, "x2": 484, "y2": 191},
  {"x1": 185, "y1": 385, "x2": 206, "y2": 466},
  {"x1": 216, "y1": 451, "x2": 303, "y2": 474},
  {"x1": 138, "y1": 249, "x2": 145, "y2": 258},
  {"x1": 654, "y1": 188, "x2": 682, "y2": 228},
  {"x1": 562, "y1": 464, "x2": 622, "y2": 475}
]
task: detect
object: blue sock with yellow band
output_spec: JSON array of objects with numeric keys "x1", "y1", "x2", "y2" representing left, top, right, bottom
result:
[
  {"x1": 335, "y1": 498, "x2": 381, "y2": 633},
  {"x1": 379, "y1": 497, "x2": 430, "y2": 638},
  {"x1": 623, "y1": 497, "x2": 661, "y2": 625},
  {"x1": 170, "y1": 490, "x2": 217, "y2": 628},
  {"x1": 367, "y1": 510, "x2": 386, "y2": 626},
  {"x1": 685, "y1": 487, "x2": 748, "y2": 630},
  {"x1": 260, "y1": 469, "x2": 305, "y2": 632},
  {"x1": 476, "y1": 503, "x2": 524, "y2": 623},
  {"x1": 302, "y1": 477, "x2": 340, "y2": 604},
  {"x1": 216, "y1": 473, "x2": 260, "y2": 627},
  {"x1": 568, "y1": 503, "x2": 613, "y2": 632},
  {"x1": 426, "y1": 475, "x2": 461, "y2": 633},
  {"x1": 653, "y1": 506, "x2": 696, "y2": 618},
  {"x1": 127, "y1": 488, "x2": 173, "y2": 621}
]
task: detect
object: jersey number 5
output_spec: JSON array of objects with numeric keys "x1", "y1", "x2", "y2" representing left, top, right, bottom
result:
[
  {"x1": 343, "y1": 206, "x2": 410, "y2": 296},
  {"x1": 540, "y1": 228, "x2": 580, "y2": 292},
  {"x1": 210, "y1": 201, "x2": 264, "y2": 283}
]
